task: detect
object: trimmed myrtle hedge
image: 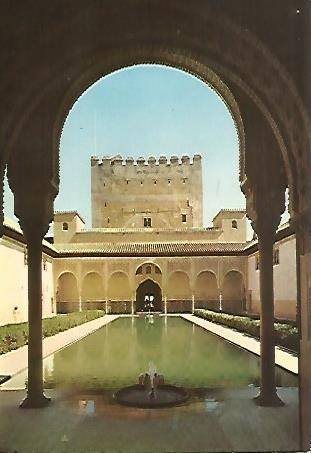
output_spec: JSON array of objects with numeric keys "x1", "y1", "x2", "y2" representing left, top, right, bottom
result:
[
  {"x1": 194, "y1": 309, "x2": 299, "y2": 352},
  {"x1": 0, "y1": 310, "x2": 104, "y2": 355}
]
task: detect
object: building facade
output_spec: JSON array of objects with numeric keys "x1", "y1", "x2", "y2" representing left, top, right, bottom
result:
[{"x1": 0, "y1": 155, "x2": 297, "y2": 324}]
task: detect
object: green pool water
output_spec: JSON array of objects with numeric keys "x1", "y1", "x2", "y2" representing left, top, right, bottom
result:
[{"x1": 3, "y1": 316, "x2": 297, "y2": 389}]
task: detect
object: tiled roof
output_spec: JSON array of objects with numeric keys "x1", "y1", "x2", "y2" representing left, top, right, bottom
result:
[{"x1": 56, "y1": 241, "x2": 246, "y2": 257}]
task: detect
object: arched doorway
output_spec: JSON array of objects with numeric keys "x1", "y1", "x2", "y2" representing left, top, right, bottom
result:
[{"x1": 136, "y1": 279, "x2": 162, "y2": 312}]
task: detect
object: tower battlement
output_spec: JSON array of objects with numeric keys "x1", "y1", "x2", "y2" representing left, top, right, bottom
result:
[
  {"x1": 90, "y1": 154, "x2": 201, "y2": 171},
  {"x1": 91, "y1": 154, "x2": 203, "y2": 229}
]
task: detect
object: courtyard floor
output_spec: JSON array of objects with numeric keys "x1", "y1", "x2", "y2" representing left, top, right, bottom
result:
[{"x1": 0, "y1": 386, "x2": 299, "y2": 453}]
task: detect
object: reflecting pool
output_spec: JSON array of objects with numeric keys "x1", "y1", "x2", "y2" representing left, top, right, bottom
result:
[{"x1": 2, "y1": 316, "x2": 297, "y2": 390}]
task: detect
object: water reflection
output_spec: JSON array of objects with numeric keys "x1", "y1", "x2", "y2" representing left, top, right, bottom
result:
[
  {"x1": 2, "y1": 317, "x2": 298, "y2": 390},
  {"x1": 78, "y1": 399, "x2": 95, "y2": 416}
]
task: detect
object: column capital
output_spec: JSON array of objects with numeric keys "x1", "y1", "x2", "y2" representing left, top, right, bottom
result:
[{"x1": 242, "y1": 177, "x2": 286, "y2": 241}]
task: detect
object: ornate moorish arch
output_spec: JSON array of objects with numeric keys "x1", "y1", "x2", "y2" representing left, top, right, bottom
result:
[
  {"x1": 56, "y1": 271, "x2": 79, "y2": 313},
  {"x1": 167, "y1": 270, "x2": 191, "y2": 300},
  {"x1": 107, "y1": 271, "x2": 131, "y2": 301},
  {"x1": 194, "y1": 270, "x2": 219, "y2": 309},
  {"x1": 81, "y1": 271, "x2": 105, "y2": 307},
  {"x1": 1, "y1": 4, "x2": 310, "y2": 445},
  {"x1": 222, "y1": 270, "x2": 245, "y2": 314}
]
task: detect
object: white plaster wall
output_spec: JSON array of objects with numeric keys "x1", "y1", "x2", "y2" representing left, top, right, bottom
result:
[
  {"x1": 0, "y1": 238, "x2": 28, "y2": 325},
  {"x1": 0, "y1": 237, "x2": 55, "y2": 325},
  {"x1": 273, "y1": 237, "x2": 297, "y2": 301},
  {"x1": 247, "y1": 235, "x2": 297, "y2": 319}
]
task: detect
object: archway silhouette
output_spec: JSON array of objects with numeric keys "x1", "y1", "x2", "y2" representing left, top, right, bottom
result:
[{"x1": 136, "y1": 279, "x2": 162, "y2": 312}]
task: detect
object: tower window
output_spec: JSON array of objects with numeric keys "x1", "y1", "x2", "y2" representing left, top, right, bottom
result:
[
  {"x1": 107, "y1": 217, "x2": 110, "y2": 224},
  {"x1": 186, "y1": 199, "x2": 190, "y2": 207},
  {"x1": 273, "y1": 249, "x2": 280, "y2": 265},
  {"x1": 168, "y1": 179, "x2": 171, "y2": 184},
  {"x1": 255, "y1": 256, "x2": 259, "y2": 271},
  {"x1": 154, "y1": 180, "x2": 157, "y2": 185},
  {"x1": 232, "y1": 220, "x2": 238, "y2": 229},
  {"x1": 62, "y1": 222, "x2": 69, "y2": 231},
  {"x1": 104, "y1": 202, "x2": 107, "y2": 207},
  {"x1": 182, "y1": 178, "x2": 187, "y2": 184},
  {"x1": 144, "y1": 217, "x2": 152, "y2": 227},
  {"x1": 126, "y1": 180, "x2": 129, "y2": 185},
  {"x1": 182, "y1": 214, "x2": 187, "y2": 223},
  {"x1": 24, "y1": 248, "x2": 28, "y2": 266},
  {"x1": 141, "y1": 181, "x2": 143, "y2": 185}
]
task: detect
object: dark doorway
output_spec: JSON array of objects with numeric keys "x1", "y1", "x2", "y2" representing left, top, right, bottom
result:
[{"x1": 136, "y1": 279, "x2": 162, "y2": 312}]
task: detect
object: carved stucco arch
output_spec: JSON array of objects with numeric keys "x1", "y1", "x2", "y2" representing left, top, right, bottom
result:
[
  {"x1": 195, "y1": 269, "x2": 219, "y2": 290},
  {"x1": 3, "y1": 4, "x2": 310, "y2": 232},
  {"x1": 81, "y1": 269, "x2": 103, "y2": 282},
  {"x1": 81, "y1": 271, "x2": 105, "y2": 301},
  {"x1": 135, "y1": 261, "x2": 163, "y2": 276},
  {"x1": 55, "y1": 270, "x2": 78, "y2": 284},
  {"x1": 135, "y1": 276, "x2": 162, "y2": 293},
  {"x1": 107, "y1": 269, "x2": 130, "y2": 282},
  {"x1": 221, "y1": 269, "x2": 245, "y2": 293}
]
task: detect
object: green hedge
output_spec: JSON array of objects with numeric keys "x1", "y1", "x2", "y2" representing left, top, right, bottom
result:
[
  {"x1": 0, "y1": 310, "x2": 104, "y2": 355},
  {"x1": 194, "y1": 309, "x2": 299, "y2": 352}
]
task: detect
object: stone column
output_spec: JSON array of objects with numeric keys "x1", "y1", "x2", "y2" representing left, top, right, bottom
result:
[
  {"x1": 238, "y1": 103, "x2": 287, "y2": 407},
  {"x1": 255, "y1": 224, "x2": 283, "y2": 406},
  {"x1": 242, "y1": 173, "x2": 286, "y2": 407},
  {"x1": 20, "y1": 223, "x2": 50, "y2": 408},
  {"x1": 192, "y1": 294, "x2": 195, "y2": 314},
  {"x1": 219, "y1": 292, "x2": 223, "y2": 311}
]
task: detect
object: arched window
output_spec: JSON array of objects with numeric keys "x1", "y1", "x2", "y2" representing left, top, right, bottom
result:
[
  {"x1": 273, "y1": 249, "x2": 280, "y2": 265},
  {"x1": 136, "y1": 266, "x2": 143, "y2": 275},
  {"x1": 62, "y1": 222, "x2": 69, "y2": 231},
  {"x1": 232, "y1": 220, "x2": 238, "y2": 229},
  {"x1": 146, "y1": 265, "x2": 152, "y2": 274},
  {"x1": 155, "y1": 266, "x2": 162, "y2": 274}
]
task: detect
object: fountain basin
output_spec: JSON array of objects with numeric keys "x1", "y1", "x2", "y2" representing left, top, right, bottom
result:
[{"x1": 113, "y1": 384, "x2": 189, "y2": 408}]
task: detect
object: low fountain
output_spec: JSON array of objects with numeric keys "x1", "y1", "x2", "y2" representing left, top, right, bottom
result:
[{"x1": 113, "y1": 361, "x2": 189, "y2": 408}]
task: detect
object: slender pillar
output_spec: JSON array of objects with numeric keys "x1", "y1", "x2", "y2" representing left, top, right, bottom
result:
[
  {"x1": 219, "y1": 292, "x2": 223, "y2": 311},
  {"x1": 78, "y1": 294, "x2": 82, "y2": 312},
  {"x1": 164, "y1": 295, "x2": 167, "y2": 315},
  {"x1": 20, "y1": 230, "x2": 50, "y2": 408},
  {"x1": 254, "y1": 229, "x2": 283, "y2": 407},
  {"x1": 192, "y1": 294, "x2": 195, "y2": 314},
  {"x1": 131, "y1": 297, "x2": 134, "y2": 315}
]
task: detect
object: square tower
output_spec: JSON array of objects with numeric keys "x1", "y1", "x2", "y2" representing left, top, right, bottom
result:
[{"x1": 91, "y1": 154, "x2": 203, "y2": 229}]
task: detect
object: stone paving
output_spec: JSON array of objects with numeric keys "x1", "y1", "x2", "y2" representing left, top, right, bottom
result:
[{"x1": 0, "y1": 386, "x2": 299, "y2": 453}]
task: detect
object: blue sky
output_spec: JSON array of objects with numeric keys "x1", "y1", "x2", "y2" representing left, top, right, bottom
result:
[{"x1": 4, "y1": 64, "x2": 246, "y2": 228}]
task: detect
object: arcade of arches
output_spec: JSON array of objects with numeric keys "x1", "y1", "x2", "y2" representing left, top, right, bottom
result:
[
  {"x1": 1, "y1": 1, "x2": 310, "y2": 450},
  {"x1": 55, "y1": 259, "x2": 246, "y2": 315}
]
